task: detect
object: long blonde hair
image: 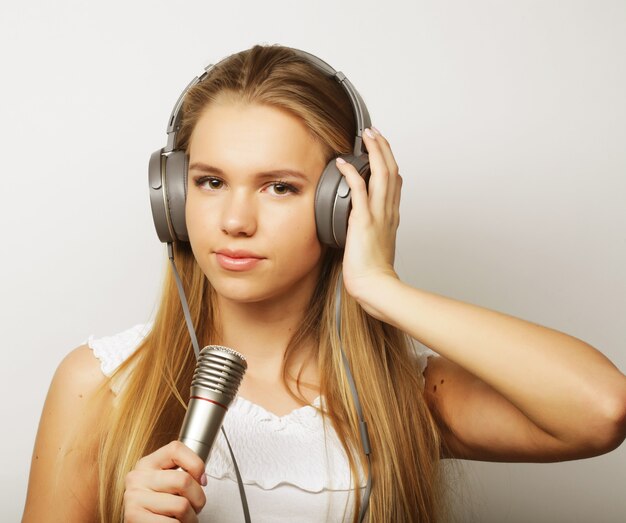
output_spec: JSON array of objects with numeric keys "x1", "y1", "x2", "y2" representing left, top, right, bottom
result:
[{"x1": 74, "y1": 44, "x2": 453, "y2": 522}]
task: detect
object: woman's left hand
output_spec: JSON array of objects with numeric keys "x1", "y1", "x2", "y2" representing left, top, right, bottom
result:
[{"x1": 335, "y1": 127, "x2": 403, "y2": 317}]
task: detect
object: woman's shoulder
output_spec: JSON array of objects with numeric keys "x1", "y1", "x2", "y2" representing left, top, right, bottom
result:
[
  {"x1": 24, "y1": 330, "x2": 146, "y2": 518},
  {"x1": 81, "y1": 322, "x2": 154, "y2": 395},
  {"x1": 56, "y1": 343, "x2": 113, "y2": 399}
]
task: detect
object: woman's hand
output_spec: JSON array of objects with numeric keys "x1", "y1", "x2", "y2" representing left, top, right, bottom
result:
[
  {"x1": 123, "y1": 440, "x2": 207, "y2": 522},
  {"x1": 335, "y1": 127, "x2": 403, "y2": 319}
]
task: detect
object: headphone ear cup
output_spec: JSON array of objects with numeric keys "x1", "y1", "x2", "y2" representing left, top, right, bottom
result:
[
  {"x1": 149, "y1": 149, "x2": 174, "y2": 243},
  {"x1": 163, "y1": 150, "x2": 189, "y2": 242},
  {"x1": 148, "y1": 149, "x2": 189, "y2": 243},
  {"x1": 315, "y1": 160, "x2": 347, "y2": 248},
  {"x1": 314, "y1": 154, "x2": 370, "y2": 248}
]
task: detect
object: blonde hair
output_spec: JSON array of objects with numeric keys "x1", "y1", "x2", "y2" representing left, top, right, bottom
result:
[{"x1": 69, "y1": 44, "x2": 455, "y2": 522}]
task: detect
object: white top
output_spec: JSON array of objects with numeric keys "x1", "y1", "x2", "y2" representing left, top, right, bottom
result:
[{"x1": 85, "y1": 323, "x2": 438, "y2": 522}]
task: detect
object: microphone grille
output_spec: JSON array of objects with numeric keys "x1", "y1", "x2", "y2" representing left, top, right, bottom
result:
[{"x1": 191, "y1": 345, "x2": 247, "y2": 401}]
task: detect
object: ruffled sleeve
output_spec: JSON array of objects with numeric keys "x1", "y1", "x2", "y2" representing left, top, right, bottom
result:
[
  {"x1": 409, "y1": 338, "x2": 439, "y2": 391},
  {"x1": 83, "y1": 322, "x2": 153, "y2": 396}
]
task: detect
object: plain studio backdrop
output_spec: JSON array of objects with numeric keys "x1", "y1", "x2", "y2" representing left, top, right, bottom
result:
[{"x1": 1, "y1": 1, "x2": 624, "y2": 521}]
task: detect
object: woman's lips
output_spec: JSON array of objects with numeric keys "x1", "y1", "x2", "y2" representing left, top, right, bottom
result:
[{"x1": 215, "y1": 252, "x2": 265, "y2": 272}]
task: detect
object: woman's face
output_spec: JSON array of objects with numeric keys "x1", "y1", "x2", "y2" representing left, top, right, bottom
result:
[{"x1": 186, "y1": 101, "x2": 328, "y2": 305}]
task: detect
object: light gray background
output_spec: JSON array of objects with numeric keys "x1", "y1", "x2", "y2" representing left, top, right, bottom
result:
[{"x1": 2, "y1": 1, "x2": 624, "y2": 521}]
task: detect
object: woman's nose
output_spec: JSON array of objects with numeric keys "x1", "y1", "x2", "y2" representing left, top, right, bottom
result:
[{"x1": 220, "y1": 190, "x2": 257, "y2": 237}]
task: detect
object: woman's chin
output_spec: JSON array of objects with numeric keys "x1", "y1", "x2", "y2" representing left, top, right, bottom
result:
[{"x1": 210, "y1": 280, "x2": 276, "y2": 305}]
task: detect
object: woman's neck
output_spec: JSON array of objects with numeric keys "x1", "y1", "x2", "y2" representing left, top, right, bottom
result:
[{"x1": 213, "y1": 279, "x2": 318, "y2": 383}]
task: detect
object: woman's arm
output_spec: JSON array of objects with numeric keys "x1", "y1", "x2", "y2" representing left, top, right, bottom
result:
[
  {"x1": 335, "y1": 128, "x2": 626, "y2": 459},
  {"x1": 362, "y1": 277, "x2": 626, "y2": 458},
  {"x1": 22, "y1": 345, "x2": 113, "y2": 522}
]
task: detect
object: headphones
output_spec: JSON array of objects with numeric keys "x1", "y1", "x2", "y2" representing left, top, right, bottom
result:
[{"x1": 148, "y1": 46, "x2": 372, "y2": 249}]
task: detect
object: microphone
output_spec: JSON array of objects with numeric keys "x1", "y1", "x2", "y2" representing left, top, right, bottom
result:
[{"x1": 178, "y1": 345, "x2": 247, "y2": 462}]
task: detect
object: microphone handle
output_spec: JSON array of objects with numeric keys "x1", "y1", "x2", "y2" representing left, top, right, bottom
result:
[{"x1": 178, "y1": 385, "x2": 230, "y2": 463}]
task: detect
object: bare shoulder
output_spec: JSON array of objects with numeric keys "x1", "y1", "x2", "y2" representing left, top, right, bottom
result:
[
  {"x1": 57, "y1": 343, "x2": 111, "y2": 392},
  {"x1": 22, "y1": 344, "x2": 114, "y2": 522}
]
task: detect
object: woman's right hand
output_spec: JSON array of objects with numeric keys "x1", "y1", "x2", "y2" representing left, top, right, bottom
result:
[{"x1": 124, "y1": 440, "x2": 207, "y2": 522}]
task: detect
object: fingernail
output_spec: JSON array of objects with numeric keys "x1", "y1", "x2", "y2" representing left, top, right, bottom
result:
[
  {"x1": 201, "y1": 473, "x2": 207, "y2": 486},
  {"x1": 371, "y1": 125, "x2": 382, "y2": 135},
  {"x1": 335, "y1": 157, "x2": 347, "y2": 164},
  {"x1": 364, "y1": 128, "x2": 376, "y2": 139}
]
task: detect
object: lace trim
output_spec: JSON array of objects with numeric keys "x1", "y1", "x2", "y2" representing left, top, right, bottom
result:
[{"x1": 205, "y1": 395, "x2": 367, "y2": 492}]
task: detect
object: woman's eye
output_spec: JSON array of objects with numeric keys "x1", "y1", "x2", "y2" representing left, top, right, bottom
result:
[
  {"x1": 195, "y1": 177, "x2": 223, "y2": 190},
  {"x1": 268, "y1": 182, "x2": 298, "y2": 196}
]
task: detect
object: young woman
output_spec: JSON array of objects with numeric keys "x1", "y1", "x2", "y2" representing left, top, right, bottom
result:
[{"x1": 23, "y1": 44, "x2": 626, "y2": 522}]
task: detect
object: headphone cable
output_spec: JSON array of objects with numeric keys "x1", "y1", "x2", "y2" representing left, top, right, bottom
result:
[
  {"x1": 167, "y1": 243, "x2": 371, "y2": 522},
  {"x1": 167, "y1": 242, "x2": 252, "y2": 523},
  {"x1": 335, "y1": 270, "x2": 372, "y2": 523}
]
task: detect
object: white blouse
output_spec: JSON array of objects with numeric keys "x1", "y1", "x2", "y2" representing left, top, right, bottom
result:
[{"x1": 85, "y1": 323, "x2": 438, "y2": 522}]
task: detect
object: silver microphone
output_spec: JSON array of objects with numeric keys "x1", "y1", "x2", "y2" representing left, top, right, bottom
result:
[{"x1": 178, "y1": 345, "x2": 247, "y2": 462}]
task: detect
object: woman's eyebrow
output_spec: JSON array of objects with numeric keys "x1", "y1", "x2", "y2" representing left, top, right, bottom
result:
[{"x1": 188, "y1": 162, "x2": 309, "y2": 181}]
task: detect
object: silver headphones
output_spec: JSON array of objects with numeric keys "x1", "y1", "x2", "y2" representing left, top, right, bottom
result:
[{"x1": 148, "y1": 46, "x2": 371, "y2": 249}]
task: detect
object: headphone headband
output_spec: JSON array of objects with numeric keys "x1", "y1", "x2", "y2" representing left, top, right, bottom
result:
[{"x1": 162, "y1": 47, "x2": 371, "y2": 157}]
